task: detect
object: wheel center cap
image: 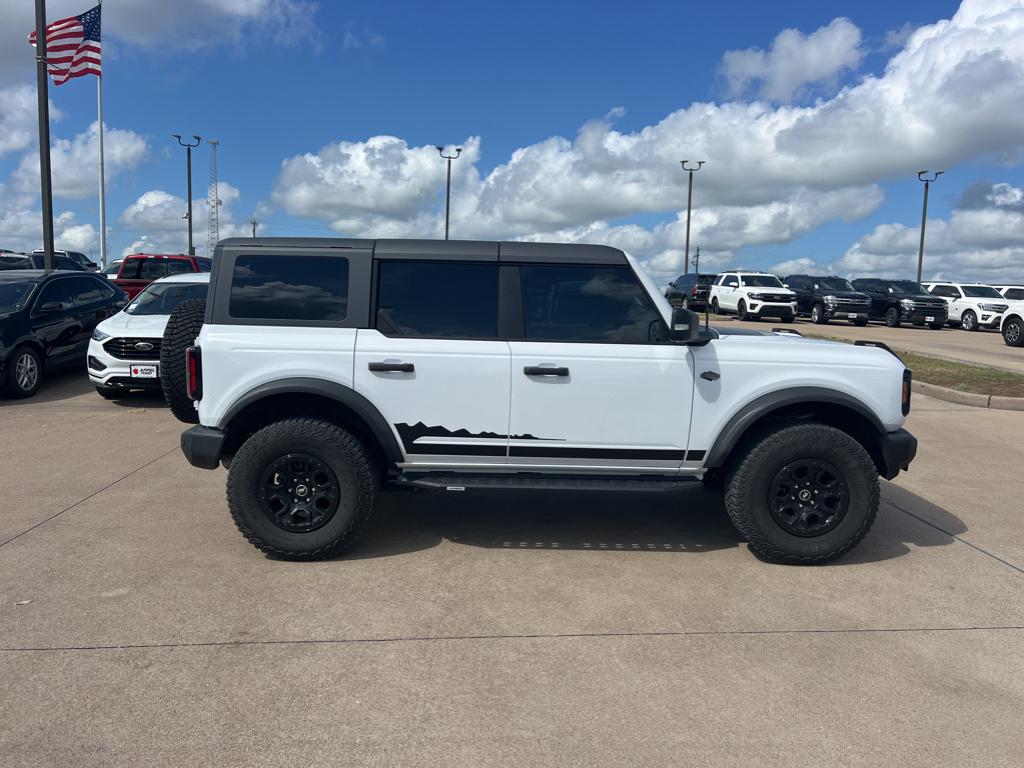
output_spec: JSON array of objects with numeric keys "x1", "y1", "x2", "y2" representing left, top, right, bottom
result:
[
  {"x1": 798, "y1": 489, "x2": 812, "y2": 502},
  {"x1": 295, "y1": 484, "x2": 309, "y2": 498}
]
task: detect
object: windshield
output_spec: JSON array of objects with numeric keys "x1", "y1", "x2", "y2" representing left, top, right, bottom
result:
[
  {"x1": 125, "y1": 282, "x2": 207, "y2": 315},
  {"x1": 0, "y1": 281, "x2": 36, "y2": 314},
  {"x1": 886, "y1": 280, "x2": 929, "y2": 295},
  {"x1": 742, "y1": 275, "x2": 784, "y2": 288},
  {"x1": 962, "y1": 286, "x2": 1002, "y2": 298},
  {"x1": 815, "y1": 277, "x2": 855, "y2": 291}
]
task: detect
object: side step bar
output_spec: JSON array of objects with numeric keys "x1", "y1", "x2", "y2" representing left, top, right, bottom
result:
[{"x1": 396, "y1": 473, "x2": 700, "y2": 493}]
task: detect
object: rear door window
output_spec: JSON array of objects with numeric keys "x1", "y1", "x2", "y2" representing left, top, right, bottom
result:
[
  {"x1": 69, "y1": 276, "x2": 112, "y2": 304},
  {"x1": 34, "y1": 279, "x2": 75, "y2": 312},
  {"x1": 230, "y1": 254, "x2": 349, "y2": 321},
  {"x1": 376, "y1": 261, "x2": 497, "y2": 338}
]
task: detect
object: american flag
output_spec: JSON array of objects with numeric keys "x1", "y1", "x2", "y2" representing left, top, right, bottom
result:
[{"x1": 27, "y1": 5, "x2": 102, "y2": 86}]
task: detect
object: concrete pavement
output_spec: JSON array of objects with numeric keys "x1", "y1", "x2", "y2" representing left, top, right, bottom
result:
[
  {"x1": 1, "y1": 371, "x2": 1022, "y2": 767},
  {"x1": 721, "y1": 314, "x2": 1024, "y2": 373}
]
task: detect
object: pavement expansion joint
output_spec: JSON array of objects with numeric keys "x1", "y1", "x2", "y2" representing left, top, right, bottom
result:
[{"x1": 3, "y1": 625, "x2": 1023, "y2": 654}]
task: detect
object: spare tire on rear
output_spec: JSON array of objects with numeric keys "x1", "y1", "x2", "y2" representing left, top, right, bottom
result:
[{"x1": 160, "y1": 298, "x2": 206, "y2": 424}]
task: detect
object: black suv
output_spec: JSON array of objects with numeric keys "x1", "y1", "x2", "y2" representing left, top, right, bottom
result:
[
  {"x1": 665, "y1": 273, "x2": 716, "y2": 310},
  {"x1": 1, "y1": 253, "x2": 85, "y2": 271},
  {"x1": 851, "y1": 278, "x2": 948, "y2": 329},
  {"x1": 31, "y1": 249, "x2": 98, "y2": 271},
  {"x1": 0, "y1": 270, "x2": 127, "y2": 397},
  {"x1": 783, "y1": 275, "x2": 871, "y2": 325}
]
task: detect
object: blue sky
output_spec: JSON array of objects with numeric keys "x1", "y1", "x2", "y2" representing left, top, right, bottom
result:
[{"x1": 1, "y1": 0, "x2": 1022, "y2": 283}]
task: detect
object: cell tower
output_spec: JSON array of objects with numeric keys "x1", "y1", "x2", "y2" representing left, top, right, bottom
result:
[{"x1": 206, "y1": 139, "x2": 221, "y2": 257}]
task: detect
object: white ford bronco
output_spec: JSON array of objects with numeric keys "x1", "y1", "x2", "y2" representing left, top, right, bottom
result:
[{"x1": 167, "y1": 238, "x2": 916, "y2": 564}]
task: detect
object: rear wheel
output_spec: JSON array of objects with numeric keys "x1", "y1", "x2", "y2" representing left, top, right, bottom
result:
[
  {"x1": 724, "y1": 423, "x2": 878, "y2": 565},
  {"x1": 961, "y1": 310, "x2": 978, "y2": 331},
  {"x1": 3, "y1": 346, "x2": 42, "y2": 398},
  {"x1": 1003, "y1": 317, "x2": 1024, "y2": 347},
  {"x1": 885, "y1": 307, "x2": 901, "y2": 327},
  {"x1": 227, "y1": 418, "x2": 377, "y2": 560},
  {"x1": 160, "y1": 298, "x2": 206, "y2": 424}
]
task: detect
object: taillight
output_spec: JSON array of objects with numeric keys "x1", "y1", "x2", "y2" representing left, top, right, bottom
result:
[
  {"x1": 186, "y1": 346, "x2": 203, "y2": 400},
  {"x1": 902, "y1": 368, "x2": 912, "y2": 416},
  {"x1": 692, "y1": 286, "x2": 698, "y2": 297}
]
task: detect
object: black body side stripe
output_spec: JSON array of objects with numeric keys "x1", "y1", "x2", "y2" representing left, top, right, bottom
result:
[
  {"x1": 685, "y1": 450, "x2": 706, "y2": 462},
  {"x1": 404, "y1": 443, "x2": 506, "y2": 457},
  {"x1": 509, "y1": 446, "x2": 686, "y2": 460}
]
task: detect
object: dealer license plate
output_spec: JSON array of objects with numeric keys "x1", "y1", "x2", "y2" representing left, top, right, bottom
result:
[
  {"x1": 925, "y1": 316, "x2": 935, "y2": 322},
  {"x1": 130, "y1": 363, "x2": 158, "y2": 379}
]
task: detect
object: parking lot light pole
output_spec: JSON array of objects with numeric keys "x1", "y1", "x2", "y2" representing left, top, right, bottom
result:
[
  {"x1": 916, "y1": 170, "x2": 943, "y2": 283},
  {"x1": 173, "y1": 134, "x2": 202, "y2": 255},
  {"x1": 692, "y1": 245, "x2": 700, "y2": 274},
  {"x1": 680, "y1": 161, "x2": 705, "y2": 275},
  {"x1": 436, "y1": 146, "x2": 462, "y2": 240}
]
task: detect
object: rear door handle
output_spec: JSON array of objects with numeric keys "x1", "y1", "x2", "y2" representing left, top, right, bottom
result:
[
  {"x1": 368, "y1": 362, "x2": 414, "y2": 373},
  {"x1": 524, "y1": 366, "x2": 569, "y2": 377}
]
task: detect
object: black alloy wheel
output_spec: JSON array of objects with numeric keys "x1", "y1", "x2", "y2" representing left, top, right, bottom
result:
[
  {"x1": 711, "y1": 298, "x2": 721, "y2": 315},
  {"x1": 767, "y1": 459, "x2": 849, "y2": 537},
  {"x1": 737, "y1": 300, "x2": 749, "y2": 320},
  {"x1": 260, "y1": 453, "x2": 340, "y2": 533},
  {"x1": 1003, "y1": 318, "x2": 1024, "y2": 347},
  {"x1": 885, "y1": 307, "x2": 901, "y2": 327}
]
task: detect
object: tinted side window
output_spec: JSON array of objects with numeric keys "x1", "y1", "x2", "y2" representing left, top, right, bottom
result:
[
  {"x1": 69, "y1": 276, "x2": 110, "y2": 304},
  {"x1": 376, "y1": 261, "x2": 497, "y2": 338},
  {"x1": 1005, "y1": 288, "x2": 1024, "y2": 300},
  {"x1": 120, "y1": 259, "x2": 144, "y2": 279},
  {"x1": 230, "y1": 254, "x2": 349, "y2": 321},
  {"x1": 520, "y1": 264, "x2": 664, "y2": 344},
  {"x1": 35, "y1": 279, "x2": 75, "y2": 310},
  {"x1": 139, "y1": 260, "x2": 169, "y2": 280},
  {"x1": 930, "y1": 286, "x2": 959, "y2": 298},
  {"x1": 196, "y1": 258, "x2": 212, "y2": 272},
  {"x1": 166, "y1": 260, "x2": 194, "y2": 276}
]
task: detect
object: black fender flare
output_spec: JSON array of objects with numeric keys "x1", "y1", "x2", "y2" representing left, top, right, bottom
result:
[
  {"x1": 704, "y1": 387, "x2": 885, "y2": 469},
  {"x1": 219, "y1": 377, "x2": 403, "y2": 465}
]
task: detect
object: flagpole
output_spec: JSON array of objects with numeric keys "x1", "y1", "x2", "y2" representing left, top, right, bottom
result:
[
  {"x1": 97, "y1": 74, "x2": 107, "y2": 267},
  {"x1": 96, "y1": 0, "x2": 107, "y2": 267},
  {"x1": 34, "y1": 0, "x2": 56, "y2": 271}
]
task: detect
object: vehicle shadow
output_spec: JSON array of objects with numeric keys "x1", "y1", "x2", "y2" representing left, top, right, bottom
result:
[
  {"x1": 343, "y1": 480, "x2": 967, "y2": 565},
  {"x1": 108, "y1": 390, "x2": 168, "y2": 409},
  {"x1": 0, "y1": 368, "x2": 93, "y2": 406}
]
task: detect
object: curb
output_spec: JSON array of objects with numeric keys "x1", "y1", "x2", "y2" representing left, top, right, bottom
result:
[{"x1": 914, "y1": 381, "x2": 1024, "y2": 411}]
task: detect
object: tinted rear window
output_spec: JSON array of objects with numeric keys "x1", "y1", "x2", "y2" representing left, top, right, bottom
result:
[
  {"x1": 230, "y1": 255, "x2": 349, "y2": 321},
  {"x1": 376, "y1": 261, "x2": 497, "y2": 338}
]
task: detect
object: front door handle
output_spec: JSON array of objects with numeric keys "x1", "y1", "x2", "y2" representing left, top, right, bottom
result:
[
  {"x1": 700, "y1": 370, "x2": 720, "y2": 381},
  {"x1": 524, "y1": 366, "x2": 569, "y2": 377},
  {"x1": 369, "y1": 362, "x2": 414, "y2": 373}
]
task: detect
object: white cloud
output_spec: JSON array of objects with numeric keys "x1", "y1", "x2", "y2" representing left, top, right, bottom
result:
[
  {"x1": 119, "y1": 182, "x2": 248, "y2": 256},
  {"x1": 268, "y1": 0, "x2": 1024, "y2": 282},
  {"x1": 0, "y1": 0, "x2": 321, "y2": 82},
  {"x1": 720, "y1": 18, "x2": 864, "y2": 102},
  {"x1": 771, "y1": 257, "x2": 818, "y2": 276},
  {"x1": 837, "y1": 181, "x2": 1024, "y2": 281},
  {"x1": 0, "y1": 85, "x2": 64, "y2": 158},
  {"x1": 12, "y1": 121, "x2": 147, "y2": 199}
]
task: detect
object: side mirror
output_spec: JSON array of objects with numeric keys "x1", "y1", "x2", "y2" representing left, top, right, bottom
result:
[
  {"x1": 783, "y1": 283, "x2": 790, "y2": 288},
  {"x1": 670, "y1": 306, "x2": 704, "y2": 344},
  {"x1": 38, "y1": 301, "x2": 63, "y2": 313}
]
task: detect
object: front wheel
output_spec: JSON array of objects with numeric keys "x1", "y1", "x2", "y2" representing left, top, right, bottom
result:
[
  {"x1": 1003, "y1": 317, "x2": 1024, "y2": 347},
  {"x1": 3, "y1": 346, "x2": 42, "y2": 398},
  {"x1": 885, "y1": 307, "x2": 901, "y2": 327},
  {"x1": 737, "y1": 300, "x2": 750, "y2": 321},
  {"x1": 227, "y1": 418, "x2": 377, "y2": 560},
  {"x1": 811, "y1": 304, "x2": 828, "y2": 324},
  {"x1": 961, "y1": 310, "x2": 978, "y2": 331},
  {"x1": 724, "y1": 423, "x2": 879, "y2": 565}
]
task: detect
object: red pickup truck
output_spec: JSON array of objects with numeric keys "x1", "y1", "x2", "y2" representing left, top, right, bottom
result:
[{"x1": 113, "y1": 254, "x2": 212, "y2": 299}]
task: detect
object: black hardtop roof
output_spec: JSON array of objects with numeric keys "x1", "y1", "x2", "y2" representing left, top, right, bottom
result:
[
  {"x1": 217, "y1": 237, "x2": 628, "y2": 264},
  {"x1": 784, "y1": 273, "x2": 851, "y2": 279}
]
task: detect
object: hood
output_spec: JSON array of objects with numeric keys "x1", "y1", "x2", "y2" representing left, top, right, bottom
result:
[
  {"x1": 96, "y1": 311, "x2": 170, "y2": 337},
  {"x1": 814, "y1": 290, "x2": 868, "y2": 300},
  {"x1": 891, "y1": 291, "x2": 945, "y2": 303}
]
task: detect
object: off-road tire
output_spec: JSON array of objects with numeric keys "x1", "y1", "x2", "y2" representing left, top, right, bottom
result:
[
  {"x1": 885, "y1": 307, "x2": 901, "y2": 327},
  {"x1": 961, "y1": 310, "x2": 978, "y2": 332},
  {"x1": 1003, "y1": 317, "x2": 1024, "y2": 347},
  {"x1": 3, "y1": 345, "x2": 42, "y2": 398},
  {"x1": 854, "y1": 318, "x2": 870, "y2": 327},
  {"x1": 226, "y1": 418, "x2": 377, "y2": 560},
  {"x1": 724, "y1": 423, "x2": 879, "y2": 565},
  {"x1": 160, "y1": 298, "x2": 206, "y2": 424},
  {"x1": 811, "y1": 303, "x2": 828, "y2": 324}
]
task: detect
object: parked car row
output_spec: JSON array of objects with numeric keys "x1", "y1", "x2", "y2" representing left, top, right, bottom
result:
[
  {"x1": 664, "y1": 270, "x2": 1024, "y2": 345},
  {"x1": 0, "y1": 265, "x2": 211, "y2": 399}
]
